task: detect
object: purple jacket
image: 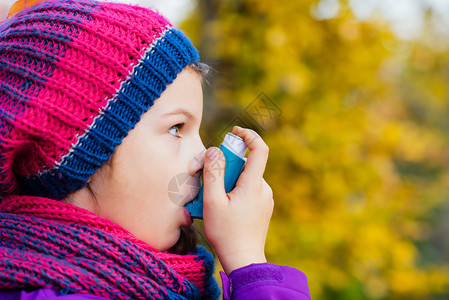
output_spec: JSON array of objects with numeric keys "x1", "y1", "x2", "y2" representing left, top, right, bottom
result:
[{"x1": 0, "y1": 263, "x2": 311, "y2": 300}]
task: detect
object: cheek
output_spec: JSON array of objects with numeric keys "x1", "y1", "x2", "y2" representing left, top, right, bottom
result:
[
  {"x1": 112, "y1": 131, "x2": 183, "y2": 203},
  {"x1": 129, "y1": 146, "x2": 179, "y2": 198},
  {"x1": 122, "y1": 141, "x2": 168, "y2": 177}
]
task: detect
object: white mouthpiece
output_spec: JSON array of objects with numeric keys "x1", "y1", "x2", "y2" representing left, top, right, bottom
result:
[{"x1": 222, "y1": 133, "x2": 247, "y2": 158}]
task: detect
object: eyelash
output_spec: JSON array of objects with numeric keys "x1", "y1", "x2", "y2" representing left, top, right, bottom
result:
[{"x1": 168, "y1": 123, "x2": 185, "y2": 138}]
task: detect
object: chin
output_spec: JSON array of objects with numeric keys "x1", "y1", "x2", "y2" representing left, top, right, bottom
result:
[
  {"x1": 166, "y1": 226, "x2": 197, "y2": 254},
  {"x1": 154, "y1": 231, "x2": 181, "y2": 252}
]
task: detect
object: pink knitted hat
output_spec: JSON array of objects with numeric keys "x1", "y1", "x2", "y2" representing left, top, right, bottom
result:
[{"x1": 0, "y1": 0, "x2": 200, "y2": 199}]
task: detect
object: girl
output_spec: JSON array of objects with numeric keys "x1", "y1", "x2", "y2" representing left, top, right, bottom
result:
[{"x1": 0, "y1": 0, "x2": 311, "y2": 299}]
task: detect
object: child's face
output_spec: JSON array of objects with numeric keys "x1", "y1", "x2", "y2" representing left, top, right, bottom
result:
[{"x1": 85, "y1": 68, "x2": 205, "y2": 251}]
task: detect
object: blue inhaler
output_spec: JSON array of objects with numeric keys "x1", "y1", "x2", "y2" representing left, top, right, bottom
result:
[{"x1": 185, "y1": 132, "x2": 248, "y2": 219}]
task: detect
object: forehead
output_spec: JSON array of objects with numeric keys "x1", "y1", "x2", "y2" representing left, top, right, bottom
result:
[{"x1": 153, "y1": 69, "x2": 203, "y2": 116}]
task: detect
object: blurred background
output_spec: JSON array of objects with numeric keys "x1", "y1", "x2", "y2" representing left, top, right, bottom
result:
[{"x1": 3, "y1": 0, "x2": 449, "y2": 299}]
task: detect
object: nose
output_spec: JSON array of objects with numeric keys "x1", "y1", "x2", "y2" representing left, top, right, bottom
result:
[{"x1": 189, "y1": 136, "x2": 206, "y2": 177}]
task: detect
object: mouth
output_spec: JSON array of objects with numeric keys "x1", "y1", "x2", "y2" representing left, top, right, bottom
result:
[{"x1": 183, "y1": 207, "x2": 193, "y2": 225}]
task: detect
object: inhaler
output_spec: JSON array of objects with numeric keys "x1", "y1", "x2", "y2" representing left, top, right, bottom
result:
[{"x1": 185, "y1": 132, "x2": 248, "y2": 219}]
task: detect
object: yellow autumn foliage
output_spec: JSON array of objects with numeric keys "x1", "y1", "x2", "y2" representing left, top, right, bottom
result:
[
  {"x1": 182, "y1": 0, "x2": 449, "y2": 299},
  {"x1": 5, "y1": 0, "x2": 448, "y2": 298}
]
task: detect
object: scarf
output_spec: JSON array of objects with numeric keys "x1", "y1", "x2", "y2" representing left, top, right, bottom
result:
[{"x1": 0, "y1": 195, "x2": 220, "y2": 299}]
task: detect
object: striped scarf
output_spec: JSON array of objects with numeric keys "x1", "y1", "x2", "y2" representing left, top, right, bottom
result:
[{"x1": 0, "y1": 195, "x2": 220, "y2": 299}]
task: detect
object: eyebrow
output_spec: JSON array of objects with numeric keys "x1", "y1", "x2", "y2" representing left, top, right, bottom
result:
[{"x1": 163, "y1": 108, "x2": 194, "y2": 119}]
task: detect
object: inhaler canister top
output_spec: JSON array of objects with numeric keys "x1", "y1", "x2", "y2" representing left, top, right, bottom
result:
[{"x1": 222, "y1": 133, "x2": 247, "y2": 158}]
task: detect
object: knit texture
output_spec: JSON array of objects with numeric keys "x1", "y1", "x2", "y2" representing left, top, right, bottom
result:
[
  {"x1": 0, "y1": 0, "x2": 199, "y2": 199},
  {"x1": 0, "y1": 195, "x2": 220, "y2": 299}
]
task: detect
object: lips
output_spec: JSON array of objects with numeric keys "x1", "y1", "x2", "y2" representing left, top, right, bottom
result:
[{"x1": 183, "y1": 207, "x2": 193, "y2": 225}]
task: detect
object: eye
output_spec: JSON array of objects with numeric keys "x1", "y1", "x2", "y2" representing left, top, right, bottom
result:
[{"x1": 168, "y1": 123, "x2": 185, "y2": 138}]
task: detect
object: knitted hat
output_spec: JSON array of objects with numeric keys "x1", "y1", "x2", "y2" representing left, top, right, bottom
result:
[{"x1": 0, "y1": 0, "x2": 200, "y2": 199}]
